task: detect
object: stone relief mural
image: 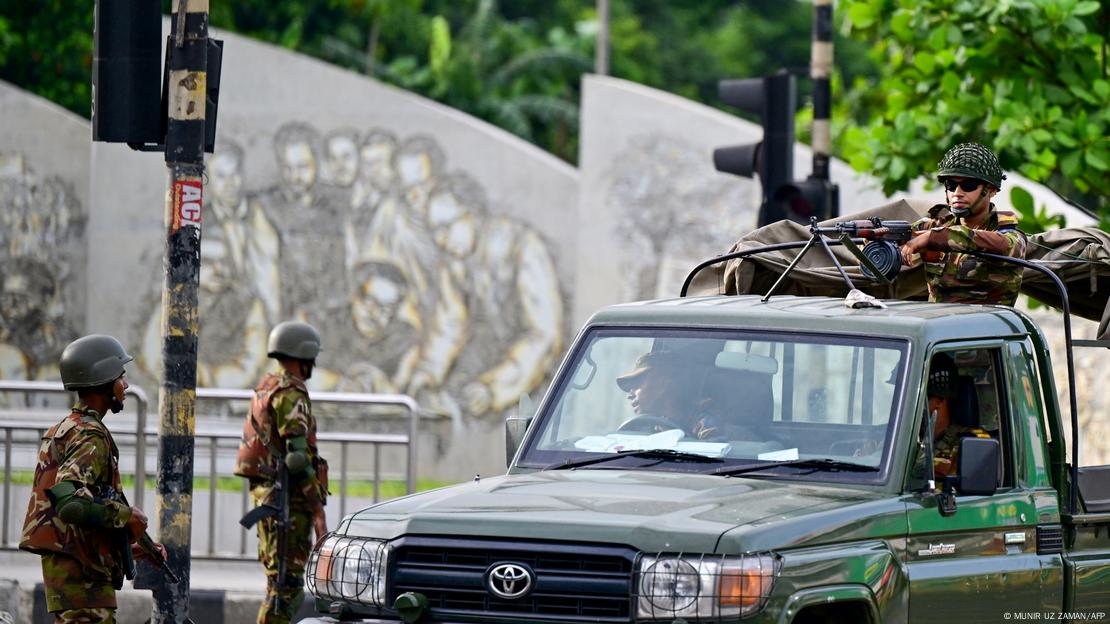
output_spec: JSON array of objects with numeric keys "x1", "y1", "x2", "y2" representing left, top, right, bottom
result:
[
  {"x1": 0, "y1": 153, "x2": 85, "y2": 383},
  {"x1": 132, "y1": 122, "x2": 566, "y2": 420},
  {"x1": 606, "y1": 135, "x2": 756, "y2": 301}
]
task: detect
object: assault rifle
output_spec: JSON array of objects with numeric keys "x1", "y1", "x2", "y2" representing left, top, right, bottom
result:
[
  {"x1": 814, "y1": 217, "x2": 922, "y2": 282},
  {"x1": 239, "y1": 417, "x2": 292, "y2": 613},
  {"x1": 815, "y1": 218, "x2": 915, "y2": 243},
  {"x1": 97, "y1": 486, "x2": 179, "y2": 585}
]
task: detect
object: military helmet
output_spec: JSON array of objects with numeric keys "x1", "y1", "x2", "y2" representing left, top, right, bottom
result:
[
  {"x1": 936, "y1": 142, "x2": 1005, "y2": 189},
  {"x1": 59, "y1": 335, "x2": 133, "y2": 391},
  {"x1": 267, "y1": 321, "x2": 321, "y2": 361},
  {"x1": 927, "y1": 353, "x2": 958, "y2": 399}
]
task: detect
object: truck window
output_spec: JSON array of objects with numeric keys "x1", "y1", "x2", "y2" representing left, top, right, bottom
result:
[
  {"x1": 910, "y1": 347, "x2": 1014, "y2": 491},
  {"x1": 1005, "y1": 339, "x2": 1052, "y2": 487},
  {"x1": 524, "y1": 328, "x2": 908, "y2": 482}
]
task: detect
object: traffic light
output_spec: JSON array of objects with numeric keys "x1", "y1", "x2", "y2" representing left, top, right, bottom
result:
[
  {"x1": 713, "y1": 72, "x2": 839, "y2": 225},
  {"x1": 713, "y1": 72, "x2": 796, "y2": 225},
  {"x1": 92, "y1": 0, "x2": 163, "y2": 144}
]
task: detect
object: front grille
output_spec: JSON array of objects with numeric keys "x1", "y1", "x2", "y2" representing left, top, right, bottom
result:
[{"x1": 389, "y1": 536, "x2": 637, "y2": 622}]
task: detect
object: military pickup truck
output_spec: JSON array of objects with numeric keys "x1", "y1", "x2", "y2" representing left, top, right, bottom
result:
[{"x1": 302, "y1": 225, "x2": 1110, "y2": 623}]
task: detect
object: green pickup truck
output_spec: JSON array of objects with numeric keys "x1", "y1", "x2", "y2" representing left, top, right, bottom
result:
[{"x1": 303, "y1": 240, "x2": 1110, "y2": 623}]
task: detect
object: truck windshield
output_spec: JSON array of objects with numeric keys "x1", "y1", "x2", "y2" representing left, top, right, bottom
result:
[{"x1": 519, "y1": 328, "x2": 907, "y2": 481}]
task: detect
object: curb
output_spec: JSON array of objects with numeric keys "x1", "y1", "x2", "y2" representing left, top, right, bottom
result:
[{"x1": 0, "y1": 582, "x2": 318, "y2": 624}]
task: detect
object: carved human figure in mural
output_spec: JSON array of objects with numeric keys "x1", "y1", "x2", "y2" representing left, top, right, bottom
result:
[
  {"x1": 200, "y1": 142, "x2": 283, "y2": 386},
  {"x1": 0, "y1": 258, "x2": 64, "y2": 380},
  {"x1": 425, "y1": 173, "x2": 564, "y2": 417},
  {"x1": 341, "y1": 258, "x2": 426, "y2": 392},
  {"x1": 264, "y1": 122, "x2": 347, "y2": 321},
  {"x1": 0, "y1": 155, "x2": 84, "y2": 384},
  {"x1": 345, "y1": 130, "x2": 399, "y2": 274},
  {"x1": 135, "y1": 142, "x2": 283, "y2": 388},
  {"x1": 322, "y1": 128, "x2": 360, "y2": 189}
]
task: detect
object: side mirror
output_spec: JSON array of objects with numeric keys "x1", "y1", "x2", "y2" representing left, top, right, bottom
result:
[
  {"x1": 504, "y1": 415, "x2": 533, "y2": 467},
  {"x1": 957, "y1": 437, "x2": 1000, "y2": 496}
]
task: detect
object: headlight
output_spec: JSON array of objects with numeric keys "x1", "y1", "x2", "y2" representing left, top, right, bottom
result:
[
  {"x1": 307, "y1": 533, "x2": 390, "y2": 607},
  {"x1": 637, "y1": 553, "x2": 778, "y2": 620}
]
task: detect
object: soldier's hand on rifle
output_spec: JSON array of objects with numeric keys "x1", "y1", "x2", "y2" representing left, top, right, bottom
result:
[
  {"x1": 132, "y1": 539, "x2": 168, "y2": 563},
  {"x1": 126, "y1": 506, "x2": 149, "y2": 541},
  {"x1": 900, "y1": 232, "x2": 930, "y2": 266},
  {"x1": 313, "y1": 505, "x2": 328, "y2": 543}
]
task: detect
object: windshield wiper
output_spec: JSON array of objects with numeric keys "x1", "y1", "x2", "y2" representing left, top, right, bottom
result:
[
  {"x1": 712, "y1": 458, "x2": 879, "y2": 477},
  {"x1": 545, "y1": 449, "x2": 725, "y2": 471}
]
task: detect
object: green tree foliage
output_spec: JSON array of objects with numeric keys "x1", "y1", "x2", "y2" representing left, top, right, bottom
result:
[
  {"x1": 0, "y1": 2, "x2": 92, "y2": 117},
  {"x1": 838, "y1": 0, "x2": 1110, "y2": 217}
]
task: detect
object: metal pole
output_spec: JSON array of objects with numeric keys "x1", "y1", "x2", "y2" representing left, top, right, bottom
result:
[
  {"x1": 811, "y1": 0, "x2": 833, "y2": 180},
  {"x1": 150, "y1": 0, "x2": 208, "y2": 619},
  {"x1": 3, "y1": 428, "x2": 10, "y2": 546},
  {"x1": 595, "y1": 0, "x2": 610, "y2": 75}
]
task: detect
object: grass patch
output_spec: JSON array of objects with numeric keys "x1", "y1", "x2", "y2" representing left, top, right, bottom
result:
[{"x1": 7, "y1": 470, "x2": 456, "y2": 498}]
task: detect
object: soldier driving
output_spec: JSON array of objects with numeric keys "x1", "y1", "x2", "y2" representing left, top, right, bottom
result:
[
  {"x1": 928, "y1": 353, "x2": 991, "y2": 481},
  {"x1": 900, "y1": 142, "x2": 1028, "y2": 305},
  {"x1": 20, "y1": 335, "x2": 166, "y2": 624},
  {"x1": 235, "y1": 321, "x2": 329, "y2": 624}
]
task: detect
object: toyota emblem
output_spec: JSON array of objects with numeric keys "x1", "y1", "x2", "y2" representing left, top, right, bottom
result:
[{"x1": 486, "y1": 562, "x2": 534, "y2": 600}]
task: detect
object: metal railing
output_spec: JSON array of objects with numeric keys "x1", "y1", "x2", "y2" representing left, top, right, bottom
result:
[{"x1": 0, "y1": 381, "x2": 420, "y2": 559}]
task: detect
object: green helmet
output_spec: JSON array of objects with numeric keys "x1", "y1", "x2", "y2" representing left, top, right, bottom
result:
[
  {"x1": 936, "y1": 142, "x2": 1005, "y2": 189},
  {"x1": 59, "y1": 335, "x2": 133, "y2": 391},
  {"x1": 267, "y1": 321, "x2": 321, "y2": 361}
]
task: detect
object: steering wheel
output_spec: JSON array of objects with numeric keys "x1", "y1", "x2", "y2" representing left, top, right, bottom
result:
[{"x1": 617, "y1": 415, "x2": 684, "y2": 433}]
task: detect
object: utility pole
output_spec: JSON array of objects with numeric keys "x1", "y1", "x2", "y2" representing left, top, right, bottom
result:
[
  {"x1": 596, "y1": 0, "x2": 610, "y2": 75},
  {"x1": 152, "y1": 0, "x2": 208, "y2": 620},
  {"x1": 92, "y1": 0, "x2": 221, "y2": 618},
  {"x1": 811, "y1": 0, "x2": 833, "y2": 182}
]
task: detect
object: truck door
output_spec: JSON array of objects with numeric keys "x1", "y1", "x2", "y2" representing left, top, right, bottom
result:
[{"x1": 903, "y1": 344, "x2": 1063, "y2": 622}]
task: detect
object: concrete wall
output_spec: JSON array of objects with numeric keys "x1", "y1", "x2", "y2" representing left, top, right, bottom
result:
[{"x1": 0, "y1": 81, "x2": 90, "y2": 386}]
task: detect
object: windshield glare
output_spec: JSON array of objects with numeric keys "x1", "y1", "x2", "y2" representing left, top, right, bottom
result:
[{"x1": 521, "y1": 329, "x2": 906, "y2": 479}]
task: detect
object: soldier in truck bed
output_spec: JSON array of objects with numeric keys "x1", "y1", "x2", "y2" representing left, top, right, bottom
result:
[{"x1": 900, "y1": 142, "x2": 1027, "y2": 306}]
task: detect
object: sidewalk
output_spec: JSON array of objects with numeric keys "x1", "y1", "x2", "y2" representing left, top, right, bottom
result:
[{"x1": 0, "y1": 550, "x2": 319, "y2": 624}]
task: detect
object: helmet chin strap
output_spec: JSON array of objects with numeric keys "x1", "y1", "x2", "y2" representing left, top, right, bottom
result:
[{"x1": 948, "y1": 188, "x2": 989, "y2": 220}]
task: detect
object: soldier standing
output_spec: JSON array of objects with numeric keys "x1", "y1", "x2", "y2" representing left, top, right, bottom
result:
[
  {"x1": 900, "y1": 142, "x2": 1028, "y2": 305},
  {"x1": 235, "y1": 322, "x2": 329, "y2": 623},
  {"x1": 20, "y1": 335, "x2": 165, "y2": 623}
]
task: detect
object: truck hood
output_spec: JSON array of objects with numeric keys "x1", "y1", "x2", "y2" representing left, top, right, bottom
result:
[{"x1": 343, "y1": 470, "x2": 887, "y2": 552}]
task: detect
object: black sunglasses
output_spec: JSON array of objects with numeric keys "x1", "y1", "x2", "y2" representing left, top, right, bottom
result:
[{"x1": 942, "y1": 178, "x2": 983, "y2": 192}]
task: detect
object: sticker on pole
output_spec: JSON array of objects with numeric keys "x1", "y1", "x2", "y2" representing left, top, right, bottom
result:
[{"x1": 172, "y1": 179, "x2": 203, "y2": 233}]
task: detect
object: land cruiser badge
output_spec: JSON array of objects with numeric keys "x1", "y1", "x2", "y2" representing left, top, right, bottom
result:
[{"x1": 917, "y1": 543, "x2": 956, "y2": 557}]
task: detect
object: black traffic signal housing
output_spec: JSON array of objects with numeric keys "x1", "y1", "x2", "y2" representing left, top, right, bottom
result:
[
  {"x1": 93, "y1": 0, "x2": 223, "y2": 153},
  {"x1": 713, "y1": 71, "x2": 838, "y2": 225},
  {"x1": 92, "y1": 0, "x2": 163, "y2": 144},
  {"x1": 713, "y1": 72, "x2": 796, "y2": 225}
]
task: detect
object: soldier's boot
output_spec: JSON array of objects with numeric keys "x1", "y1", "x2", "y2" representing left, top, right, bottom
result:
[
  {"x1": 256, "y1": 574, "x2": 304, "y2": 624},
  {"x1": 53, "y1": 607, "x2": 117, "y2": 623}
]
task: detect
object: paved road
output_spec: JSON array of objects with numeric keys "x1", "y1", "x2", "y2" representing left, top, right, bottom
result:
[{"x1": 1, "y1": 548, "x2": 322, "y2": 623}]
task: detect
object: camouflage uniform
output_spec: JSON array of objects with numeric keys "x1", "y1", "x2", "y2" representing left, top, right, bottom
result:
[
  {"x1": 911, "y1": 205, "x2": 1027, "y2": 305},
  {"x1": 235, "y1": 371, "x2": 328, "y2": 624},
  {"x1": 20, "y1": 403, "x2": 131, "y2": 620},
  {"x1": 933, "y1": 424, "x2": 992, "y2": 481}
]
